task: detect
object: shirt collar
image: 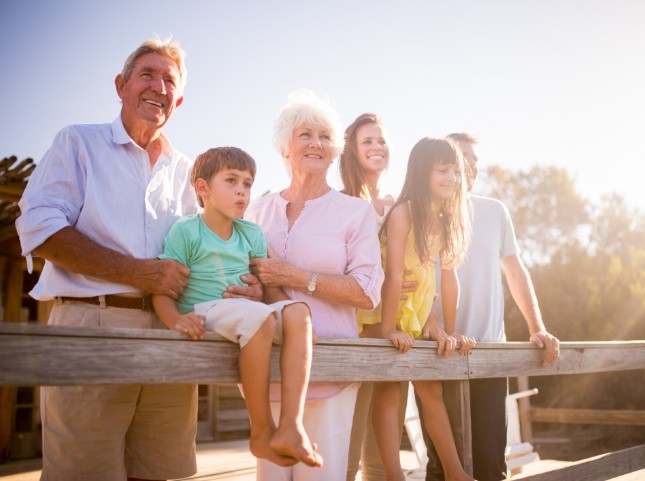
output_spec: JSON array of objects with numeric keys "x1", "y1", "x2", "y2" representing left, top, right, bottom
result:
[{"x1": 110, "y1": 116, "x2": 175, "y2": 158}]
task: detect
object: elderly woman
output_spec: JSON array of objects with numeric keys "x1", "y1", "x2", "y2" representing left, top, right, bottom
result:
[{"x1": 246, "y1": 89, "x2": 384, "y2": 481}]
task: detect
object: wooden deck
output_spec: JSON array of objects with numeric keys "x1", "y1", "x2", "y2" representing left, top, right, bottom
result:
[
  {"x1": 0, "y1": 439, "x2": 643, "y2": 481},
  {"x1": 0, "y1": 440, "x2": 423, "y2": 481}
]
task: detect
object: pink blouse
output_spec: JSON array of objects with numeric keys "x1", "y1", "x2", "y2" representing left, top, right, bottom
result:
[{"x1": 245, "y1": 189, "x2": 384, "y2": 399}]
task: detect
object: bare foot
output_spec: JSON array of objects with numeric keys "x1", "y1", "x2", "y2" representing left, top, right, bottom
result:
[
  {"x1": 249, "y1": 431, "x2": 298, "y2": 467},
  {"x1": 269, "y1": 423, "x2": 323, "y2": 468}
]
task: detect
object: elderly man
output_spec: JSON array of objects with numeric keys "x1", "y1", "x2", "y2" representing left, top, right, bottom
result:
[
  {"x1": 17, "y1": 38, "x2": 258, "y2": 481},
  {"x1": 420, "y1": 133, "x2": 560, "y2": 481}
]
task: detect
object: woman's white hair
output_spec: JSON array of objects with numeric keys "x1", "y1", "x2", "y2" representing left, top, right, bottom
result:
[{"x1": 273, "y1": 89, "x2": 344, "y2": 162}]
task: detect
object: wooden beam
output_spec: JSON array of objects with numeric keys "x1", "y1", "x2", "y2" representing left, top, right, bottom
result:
[
  {"x1": 530, "y1": 407, "x2": 645, "y2": 426},
  {"x1": 0, "y1": 324, "x2": 469, "y2": 385},
  {"x1": 1, "y1": 324, "x2": 644, "y2": 386},
  {"x1": 517, "y1": 376, "x2": 535, "y2": 442},
  {"x1": 0, "y1": 386, "x2": 15, "y2": 462},
  {"x1": 4, "y1": 260, "x2": 23, "y2": 323},
  {"x1": 514, "y1": 444, "x2": 645, "y2": 481},
  {"x1": 468, "y1": 341, "x2": 645, "y2": 377}
]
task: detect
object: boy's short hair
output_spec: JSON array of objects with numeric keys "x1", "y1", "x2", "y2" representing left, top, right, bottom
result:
[{"x1": 191, "y1": 147, "x2": 257, "y2": 207}]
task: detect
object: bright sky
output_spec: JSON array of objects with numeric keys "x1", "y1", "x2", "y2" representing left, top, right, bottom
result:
[{"x1": 2, "y1": 0, "x2": 645, "y2": 210}]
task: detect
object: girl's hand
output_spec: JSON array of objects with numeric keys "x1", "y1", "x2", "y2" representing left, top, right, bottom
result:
[
  {"x1": 449, "y1": 331, "x2": 477, "y2": 355},
  {"x1": 385, "y1": 329, "x2": 414, "y2": 353},
  {"x1": 421, "y1": 312, "x2": 456, "y2": 357},
  {"x1": 173, "y1": 312, "x2": 206, "y2": 341}
]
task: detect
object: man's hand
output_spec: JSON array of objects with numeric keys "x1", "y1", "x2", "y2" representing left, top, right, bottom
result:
[
  {"x1": 136, "y1": 258, "x2": 189, "y2": 299},
  {"x1": 223, "y1": 273, "x2": 263, "y2": 301},
  {"x1": 530, "y1": 331, "x2": 560, "y2": 366}
]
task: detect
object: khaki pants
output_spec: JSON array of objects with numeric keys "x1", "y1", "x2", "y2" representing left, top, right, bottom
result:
[{"x1": 40, "y1": 301, "x2": 198, "y2": 481}]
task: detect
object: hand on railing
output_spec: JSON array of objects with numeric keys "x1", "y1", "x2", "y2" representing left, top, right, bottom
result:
[{"x1": 530, "y1": 331, "x2": 560, "y2": 366}]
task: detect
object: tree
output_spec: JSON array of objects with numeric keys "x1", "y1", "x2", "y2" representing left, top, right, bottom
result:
[{"x1": 478, "y1": 165, "x2": 589, "y2": 266}]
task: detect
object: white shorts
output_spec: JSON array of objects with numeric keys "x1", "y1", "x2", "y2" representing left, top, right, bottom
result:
[{"x1": 195, "y1": 298, "x2": 301, "y2": 348}]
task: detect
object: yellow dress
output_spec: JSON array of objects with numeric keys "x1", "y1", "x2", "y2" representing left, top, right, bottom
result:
[{"x1": 357, "y1": 228, "x2": 442, "y2": 338}]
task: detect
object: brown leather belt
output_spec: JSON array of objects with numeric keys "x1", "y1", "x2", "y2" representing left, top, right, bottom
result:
[{"x1": 59, "y1": 295, "x2": 153, "y2": 311}]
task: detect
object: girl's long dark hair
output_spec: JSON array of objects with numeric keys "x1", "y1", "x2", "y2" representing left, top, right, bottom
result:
[{"x1": 381, "y1": 137, "x2": 470, "y2": 269}]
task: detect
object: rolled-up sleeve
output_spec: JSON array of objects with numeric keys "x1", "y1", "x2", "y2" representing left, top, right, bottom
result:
[
  {"x1": 345, "y1": 202, "x2": 384, "y2": 310},
  {"x1": 16, "y1": 126, "x2": 86, "y2": 256}
]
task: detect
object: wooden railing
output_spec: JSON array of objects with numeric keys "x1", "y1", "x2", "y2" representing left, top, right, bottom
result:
[{"x1": 1, "y1": 322, "x2": 644, "y2": 480}]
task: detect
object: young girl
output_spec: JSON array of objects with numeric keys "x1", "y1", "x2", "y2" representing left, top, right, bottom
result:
[{"x1": 360, "y1": 137, "x2": 476, "y2": 481}]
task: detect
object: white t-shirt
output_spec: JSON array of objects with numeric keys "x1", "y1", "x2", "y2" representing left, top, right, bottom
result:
[{"x1": 436, "y1": 195, "x2": 519, "y2": 341}]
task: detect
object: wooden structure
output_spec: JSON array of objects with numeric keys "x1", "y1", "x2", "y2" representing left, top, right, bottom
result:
[
  {"x1": 0, "y1": 156, "x2": 41, "y2": 462},
  {"x1": 0, "y1": 323, "x2": 644, "y2": 480}
]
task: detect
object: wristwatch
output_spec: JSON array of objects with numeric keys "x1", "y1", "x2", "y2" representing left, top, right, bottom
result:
[{"x1": 306, "y1": 272, "x2": 319, "y2": 296}]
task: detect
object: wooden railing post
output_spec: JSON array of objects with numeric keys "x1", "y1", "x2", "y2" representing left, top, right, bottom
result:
[{"x1": 443, "y1": 380, "x2": 473, "y2": 475}]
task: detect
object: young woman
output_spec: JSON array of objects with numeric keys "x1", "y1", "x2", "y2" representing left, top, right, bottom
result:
[{"x1": 341, "y1": 113, "x2": 406, "y2": 481}]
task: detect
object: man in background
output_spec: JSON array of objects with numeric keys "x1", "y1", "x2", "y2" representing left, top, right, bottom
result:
[{"x1": 420, "y1": 132, "x2": 560, "y2": 481}]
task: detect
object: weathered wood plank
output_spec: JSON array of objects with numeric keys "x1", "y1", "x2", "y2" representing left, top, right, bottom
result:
[
  {"x1": 0, "y1": 323, "x2": 469, "y2": 384},
  {"x1": 530, "y1": 408, "x2": 645, "y2": 426},
  {"x1": 1, "y1": 324, "x2": 644, "y2": 386},
  {"x1": 468, "y1": 342, "x2": 645, "y2": 378},
  {"x1": 0, "y1": 325, "x2": 242, "y2": 385},
  {"x1": 513, "y1": 444, "x2": 645, "y2": 481}
]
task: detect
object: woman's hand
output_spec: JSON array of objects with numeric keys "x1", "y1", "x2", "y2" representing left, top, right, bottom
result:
[
  {"x1": 385, "y1": 329, "x2": 414, "y2": 353},
  {"x1": 448, "y1": 331, "x2": 477, "y2": 355},
  {"x1": 250, "y1": 251, "x2": 302, "y2": 288},
  {"x1": 400, "y1": 270, "x2": 418, "y2": 300}
]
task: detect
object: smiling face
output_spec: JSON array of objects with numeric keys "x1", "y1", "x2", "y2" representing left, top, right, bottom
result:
[
  {"x1": 286, "y1": 122, "x2": 335, "y2": 177},
  {"x1": 115, "y1": 52, "x2": 183, "y2": 135},
  {"x1": 356, "y1": 122, "x2": 389, "y2": 175},
  {"x1": 195, "y1": 168, "x2": 254, "y2": 222},
  {"x1": 429, "y1": 160, "x2": 461, "y2": 202}
]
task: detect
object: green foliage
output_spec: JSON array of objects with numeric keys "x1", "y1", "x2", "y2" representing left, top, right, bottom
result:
[
  {"x1": 479, "y1": 165, "x2": 589, "y2": 266},
  {"x1": 481, "y1": 164, "x2": 645, "y2": 413},
  {"x1": 479, "y1": 164, "x2": 645, "y2": 342}
]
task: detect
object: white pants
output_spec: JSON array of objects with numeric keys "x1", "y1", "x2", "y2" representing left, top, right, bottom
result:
[
  {"x1": 196, "y1": 298, "x2": 298, "y2": 347},
  {"x1": 256, "y1": 383, "x2": 360, "y2": 481}
]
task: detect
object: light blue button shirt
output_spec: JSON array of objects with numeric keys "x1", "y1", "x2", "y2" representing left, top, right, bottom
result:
[{"x1": 16, "y1": 117, "x2": 198, "y2": 299}]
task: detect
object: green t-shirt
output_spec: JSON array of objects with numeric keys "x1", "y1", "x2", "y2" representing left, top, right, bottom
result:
[{"x1": 159, "y1": 214, "x2": 267, "y2": 314}]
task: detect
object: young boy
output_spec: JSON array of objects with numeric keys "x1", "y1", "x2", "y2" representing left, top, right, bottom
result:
[{"x1": 152, "y1": 147, "x2": 322, "y2": 468}]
